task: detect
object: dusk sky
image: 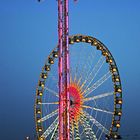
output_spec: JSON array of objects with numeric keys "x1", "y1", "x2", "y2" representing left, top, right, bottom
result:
[{"x1": 0, "y1": 0, "x2": 140, "y2": 139}]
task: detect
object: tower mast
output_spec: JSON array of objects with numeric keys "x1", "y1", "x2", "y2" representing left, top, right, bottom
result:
[{"x1": 58, "y1": 0, "x2": 70, "y2": 140}]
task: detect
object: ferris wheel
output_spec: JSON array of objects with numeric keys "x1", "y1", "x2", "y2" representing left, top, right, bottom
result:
[{"x1": 35, "y1": 34, "x2": 122, "y2": 140}]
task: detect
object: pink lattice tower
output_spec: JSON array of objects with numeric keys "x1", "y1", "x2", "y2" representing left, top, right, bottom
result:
[{"x1": 58, "y1": 0, "x2": 70, "y2": 140}]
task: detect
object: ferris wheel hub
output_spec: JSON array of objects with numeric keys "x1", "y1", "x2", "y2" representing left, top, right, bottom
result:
[{"x1": 69, "y1": 83, "x2": 84, "y2": 121}]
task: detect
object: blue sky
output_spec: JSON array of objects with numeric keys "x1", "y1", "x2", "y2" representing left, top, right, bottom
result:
[{"x1": 0, "y1": 0, "x2": 140, "y2": 139}]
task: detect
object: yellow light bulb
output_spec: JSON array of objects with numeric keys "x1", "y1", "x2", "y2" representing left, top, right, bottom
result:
[
  {"x1": 116, "y1": 124, "x2": 120, "y2": 128},
  {"x1": 118, "y1": 100, "x2": 122, "y2": 104},
  {"x1": 41, "y1": 84, "x2": 44, "y2": 88},
  {"x1": 88, "y1": 39, "x2": 91, "y2": 43},
  {"x1": 118, "y1": 112, "x2": 122, "y2": 116},
  {"x1": 94, "y1": 42, "x2": 97, "y2": 45},
  {"x1": 116, "y1": 78, "x2": 119, "y2": 82},
  {"x1": 113, "y1": 68, "x2": 117, "y2": 72},
  {"x1": 76, "y1": 39, "x2": 80, "y2": 42},
  {"x1": 39, "y1": 92, "x2": 43, "y2": 96},
  {"x1": 37, "y1": 120, "x2": 41, "y2": 123},
  {"x1": 109, "y1": 59, "x2": 113, "y2": 63},
  {"x1": 82, "y1": 38, "x2": 86, "y2": 42}
]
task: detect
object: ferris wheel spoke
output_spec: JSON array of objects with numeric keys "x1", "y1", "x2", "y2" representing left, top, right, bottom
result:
[
  {"x1": 77, "y1": 49, "x2": 96, "y2": 86},
  {"x1": 82, "y1": 105, "x2": 113, "y2": 115},
  {"x1": 80, "y1": 56, "x2": 105, "y2": 90},
  {"x1": 83, "y1": 71, "x2": 112, "y2": 97},
  {"x1": 83, "y1": 91, "x2": 114, "y2": 102},
  {"x1": 80, "y1": 115, "x2": 97, "y2": 140},
  {"x1": 50, "y1": 123, "x2": 59, "y2": 140},
  {"x1": 44, "y1": 87, "x2": 58, "y2": 97},
  {"x1": 39, "y1": 102, "x2": 59, "y2": 105},
  {"x1": 70, "y1": 48, "x2": 82, "y2": 83},
  {"x1": 83, "y1": 111, "x2": 109, "y2": 135},
  {"x1": 49, "y1": 73, "x2": 58, "y2": 83},
  {"x1": 73, "y1": 121, "x2": 80, "y2": 140},
  {"x1": 70, "y1": 120, "x2": 74, "y2": 139},
  {"x1": 73, "y1": 56, "x2": 81, "y2": 83},
  {"x1": 77, "y1": 59, "x2": 91, "y2": 86},
  {"x1": 48, "y1": 73, "x2": 59, "y2": 89},
  {"x1": 39, "y1": 109, "x2": 58, "y2": 122},
  {"x1": 73, "y1": 45, "x2": 88, "y2": 83},
  {"x1": 83, "y1": 56, "x2": 105, "y2": 91},
  {"x1": 41, "y1": 117, "x2": 58, "y2": 139}
]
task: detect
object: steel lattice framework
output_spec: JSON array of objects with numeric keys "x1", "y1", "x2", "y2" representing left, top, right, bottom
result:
[
  {"x1": 58, "y1": 1, "x2": 70, "y2": 140},
  {"x1": 34, "y1": 1, "x2": 122, "y2": 140}
]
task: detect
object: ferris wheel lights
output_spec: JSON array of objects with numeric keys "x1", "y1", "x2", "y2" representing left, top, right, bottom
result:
[
  {"x1": 48, "y1": 58, "x2": 54, "y2": 64},
  {"x1": 97, "y1": 45, "x2": 103, "y2": 50},
  {"x1": 113, "y1": 68, "x2": 117, "y2": 72},
  {"x1": 82, "y1": 38, "x2": 86, "y2": 42},
  {"x1": 69, "y1": 39, "x2": 74, "y2": 44},
  {"x1": 118, "y1": 112, "x2": 122, "y2": 116},
  {"x1": 102, "y1": 50, "x2": 108, "y2": 56},
  {"x1": 113, "y1": 75, "x2": 120, "y2": 82},
  {"x1": 75, "y1": 36, "x2": 81, "y2": 42},
  {"x1": 36, "y1": 99, "x2": 42, "y2": 104},
  {"x1": 87, "y1": 39, "x2": 92, "y2": 43},
  {"x1": 109, "y1": 59, "x2": 113, "y2": 63},
  {"x1": 108, "y1": 59, "x2": 113, "y2": 63},
  {"x1": 87, "y1": 38, "x2": 92, "y2": 43},
  {"x1": 39, "y1": 137, "x2": 45, "y2": 140},
  {"x1": 73, "y1": 35, "x2": 85, "y2": 42},
  {"x1": 37, "y1": 117, "x2": 41, "y2": 123},
  {"x1": 115, "y1": 109, "x2": 122, "y2": 116},
  {"x1": 45, "y1": 65, "x2": 50, "y2": 71},
  {"x1": 115, "y1": 85, "x2": 122, "y2": 93},
  {"x1": 36, "y1": 108, "x2": 41, "y2": 114},
  {"x1": 114, "y1": 134, "x2": 122, "y2": 139},
  {"x1": 116, "y1": 123, "x2": 121, "y2": 128},
  {"x1": 110, "y1": 65, "x2": 117, "y2": 73},
  {"x1": 111, "y1": 133, "x2": 119, "y2": 139},
  {"x1": 41, "y1": 73, "x2": 47, "y2": 79},
  {"x1": 76, "y1": 38, "x2": 80, "y2": 42},
  {"x1": 117, "y1": 88, "x2": 122, "y2": 93},
  {"x1": 106, "y1": 56, "x2": 113, "y2": 64},
  {"x1": 83, "y1": 37, "x2": 92, "y2": 44},
  {"x1": 39, "y1": 81, "x2": 45, "y2": 88},
  {"x1": 109, "y1": 132, "x2": 122, "y2": 139},
  {"x1": 53, "y1": 51, "x2": 58, "y2": 58},
  {"x1": 41, "y1": 84, "x2": 44, "y2": 88},
  {"x1": 118, "y1": 100, "x2": 122, "y2": 104},
  {"x1": 114, "y1": 134, "x2": 118, "y2": 139},
  {"x1": 39, "y1": 92, "x2": 43, "y2": 96},
  {"x1": 25, "y1": 136, "x2": 30, "y2": 140},
  {"x1": 116, "y1": 98, "x2": 122, "y2": 104},
  {"x1": 105, "y1": 134, "x2": 110, "y2": 139},
  {"x1": 113, "y1": 121, "x2": 121, "y2": 128},
  {"x1": 38, "y1": 127, "x2": 43, "y2": 132},
  {"x1": 78, "y1": 35, "x2": 83, "y2": 41},
  {"x1": 93, "y1": 41, "x2": 98, "y2": 46},
  {"x1": 37, "y1": 90, "x2": 43, "y2": 96}
]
